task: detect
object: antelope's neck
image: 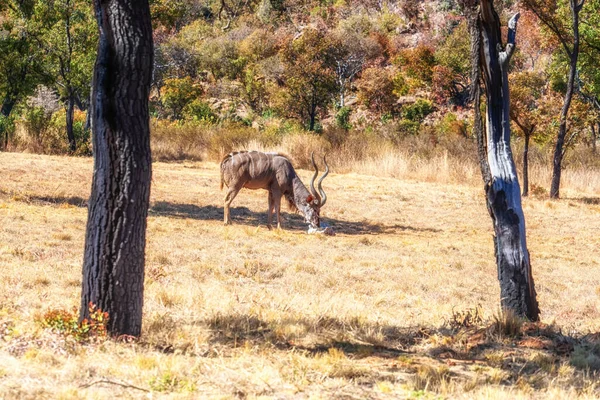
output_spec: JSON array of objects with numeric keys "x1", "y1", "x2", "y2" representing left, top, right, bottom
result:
[{"x1": 291, "y1": 176, "x2": 310, "y2": 208}]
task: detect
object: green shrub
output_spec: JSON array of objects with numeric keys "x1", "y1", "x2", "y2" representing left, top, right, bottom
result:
[
  {"x1": 183, "y1": 99, "x2": 217, "y2": 123},
  {"x1": 436, "y1": 112, "x2": 468, "y2": 137},
  {"x1": 335, "y1": 106, "x2": 352, "y2": 131},
  {"x1": 401, "y1": 99, "x2": 434, "y2": 122}
]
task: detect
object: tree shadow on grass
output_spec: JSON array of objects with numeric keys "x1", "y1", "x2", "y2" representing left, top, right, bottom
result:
[
  {"x1": 9, "y1": 193, "x2": 88, "y2": 207},
  {"x1": 565, "y1": 196, "x2": 600, "y2": 205},
  {"x1": 146, "y1": 312, "x2": 600, "y2": 390},
  {"x1": 149, "y1": 200, "x2": 440, "y2": 235}
]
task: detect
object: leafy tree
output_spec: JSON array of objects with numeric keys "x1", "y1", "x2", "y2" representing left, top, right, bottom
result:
[
  {"x1": 509, "y1": 71, "x2": 547, "y2": 196},
  {"x1": 355, "y1": 66, "x2": 396, "y2": 115},
  {"x1": 522, "y1": 0, "x2": 586, "y2": 199},
  {"x1": 198, "y1": 34, "x2": 247, "y2": 81},
  {"x1": 434, "y1": 20, "x2": 471, "y2": 105},
  {"x1": 34, "y1": 0, "x2": 97, "y2": 152},
  {"x1": 278, "y1": 28, "x2": 337, "y2": 131},
  {"x1": 394, "y1": 45, "x2": 435, "y2": 91},
  {"x1": 577, "y1": 0, "x2": 600, "y2": 150},
  {"x1": 161, "y1": 77, "x2": 203, "y2": 119},
  {"x1": 0, "y1": 1, "x2": 44, "y2": 149}
]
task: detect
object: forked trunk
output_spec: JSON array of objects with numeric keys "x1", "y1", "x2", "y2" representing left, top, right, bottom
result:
[{"x1": 475, "y1": 0, "x2": 539, "y2": 321}]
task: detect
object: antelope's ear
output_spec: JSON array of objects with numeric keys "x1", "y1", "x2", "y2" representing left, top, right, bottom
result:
[{"x1": 306, "y1": 195, "x2": 313, "y2": 203}]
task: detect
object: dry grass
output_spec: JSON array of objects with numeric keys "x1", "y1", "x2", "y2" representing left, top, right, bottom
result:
[{"x1": 0, "y1": 151, "x2": 600, "y2": 399}]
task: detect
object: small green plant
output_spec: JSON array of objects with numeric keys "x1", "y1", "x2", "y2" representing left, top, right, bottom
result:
[
  {"x1": 401, "y1": 99, "x2": 434, "y2": 122},
  {"x1": 37, "y1": 302, "x2": 109, "y2": 342},
  {"x1": 335, "y1": 106, "x2": 352, "y2": 130}
]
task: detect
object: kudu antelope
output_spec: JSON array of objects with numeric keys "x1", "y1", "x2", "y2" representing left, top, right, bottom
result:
[{"x1": 220, "y1": 151, "x2": 329, "y2": 229}]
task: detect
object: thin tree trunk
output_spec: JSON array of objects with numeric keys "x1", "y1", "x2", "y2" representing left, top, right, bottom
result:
[
  {"x1": 80, "y1": 0, "x2": 154, "y2": 337},
  {"x1": 1, "y1": 96, "x2": 16, "y2": 150},
  {"x1": 550, "y1": 0, "x2": 583, "y2": 199},
  {"x1": 66, "y1": 90, "x2": 76, "y2": 152},
  {"x1": 522, "y1": 130, "x2": 531, "y2": 197},
  {"x1": 476, "y1": 0, "x2": 539, "y2": 321},
  {"x1": 466, "y1": 5, "x2": 491, "y2": 186},
  {"x1": 591, "y1": 122, "x2": 597, "y2": 153}
]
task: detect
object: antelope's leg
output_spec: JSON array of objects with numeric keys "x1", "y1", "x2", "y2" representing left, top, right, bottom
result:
[
  {"x1": 267, "y1": 191, "x2": 274, "y2": 230},
  {"x1": 224, "y1": 185, "x2": 242, "y2": 225},
  {"x1": 272, "y1": 189, "x2": 282, "y2": 230}
]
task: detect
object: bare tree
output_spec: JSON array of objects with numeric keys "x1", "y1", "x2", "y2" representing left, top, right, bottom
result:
[
  {"x1": 465, "y1": 0, "x2": 540, "y2": 320},
  {"x1": 79, "y1": 0, "x2": 154, "y2": 337}
]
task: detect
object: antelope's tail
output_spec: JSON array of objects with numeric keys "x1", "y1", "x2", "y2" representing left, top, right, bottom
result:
[{"x1": 219, "y1": 153, "x2": 230, "y2": 191}]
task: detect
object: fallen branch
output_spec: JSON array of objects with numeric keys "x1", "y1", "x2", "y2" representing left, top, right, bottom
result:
[{"x1": 79, "y1": 379, "x2": 149, "y2": 392}]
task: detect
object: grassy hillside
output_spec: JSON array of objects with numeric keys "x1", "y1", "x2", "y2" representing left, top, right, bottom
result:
[{"x1": 0, "y1": 152, "x2": 599, "y2": 398}]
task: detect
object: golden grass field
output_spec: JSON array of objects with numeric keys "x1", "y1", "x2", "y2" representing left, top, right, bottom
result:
[{"x1": 1, "y1": 151, "x2": 600, "y2": 399}]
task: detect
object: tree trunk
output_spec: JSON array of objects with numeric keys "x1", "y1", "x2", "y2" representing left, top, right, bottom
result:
[
  {"x1": 1, "y1": 96, "x2": 16, "y2": 151},
  {"x1": 591, "y1": 122, "x2": 597, "y2": 153},
  {"x1": 522, "y1": 130, "x2": 531, "y2": 197},
  {"x1": 66, "y1": 90, "x2": 76, "y2": 152},
  {"x1": 476, "y1": 0, "x2": 539, "y2": 321},
  {"x1": 80, "y1": 0, "x2": 154, "y2": 338},
  {"x1": 550, "y1": 0, "x2": 582, "y2": 199},
  {"x1": 308, "y1": 96, "x2": 317, "y2": 131}
]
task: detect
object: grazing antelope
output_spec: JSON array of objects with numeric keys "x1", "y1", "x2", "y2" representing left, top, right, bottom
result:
[{"x1": 220, "y1": 151, "x2": 329, "y2": 229}]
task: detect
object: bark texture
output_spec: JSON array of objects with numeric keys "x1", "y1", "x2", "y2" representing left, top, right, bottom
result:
[
  {"x1": 476, "y1": 0, "x2": 539, "y2": 321},
  {"x1": 80, "y1": 0, "x2": 153, "y2": 337}
]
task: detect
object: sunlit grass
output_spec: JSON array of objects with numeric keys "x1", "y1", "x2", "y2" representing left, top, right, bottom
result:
[{"x1": 0, "y1": 152, "x2": 599, "y2": 398}]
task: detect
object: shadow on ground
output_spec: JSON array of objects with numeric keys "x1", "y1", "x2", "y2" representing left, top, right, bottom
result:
[
  {"x1": 149, "y1": 200, "x2": 440, "y2": 235},
  {"x1": 566, "y1": 196, "x2": 600, "y2": 205},
  {"x1": 141, "y1": 312, "x2": 600, "y2": 391},
  {"x1": 0, "y1": 192, "x2": 89, "y2": 207}
]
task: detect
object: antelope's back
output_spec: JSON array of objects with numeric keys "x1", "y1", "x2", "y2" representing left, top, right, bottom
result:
[{"x1": 220, "y1": 151, "x2": 293, "y2": 189}]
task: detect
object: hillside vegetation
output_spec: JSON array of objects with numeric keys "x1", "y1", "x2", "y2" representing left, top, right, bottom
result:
[
  {"x1": 1, "y1": 0, "x2": 598, "y2": 190},
  {"x1": 0, "y1": 152, "x2": 599, "y2": 398}
]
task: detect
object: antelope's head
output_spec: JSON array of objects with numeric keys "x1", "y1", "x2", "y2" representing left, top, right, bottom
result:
[{"x1": 304, "y1": 153, "x2": 329, "y2": 228}]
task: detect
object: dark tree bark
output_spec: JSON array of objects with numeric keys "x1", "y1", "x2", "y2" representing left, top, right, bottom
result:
[
  {"x1": 1, "y1": 96, "x2": 16, "y2": 150},
  {"x1": 470, "y1": 0, "x2": 540, "y2": 321},
  {"x1": 66, "y1": 90, "x2": 76, "y2": 152},
  {"x1": 80, "y1": 0, "x2": 154, "y2": 337},
  {"x1": 592, "y1": 122, "x2": 598, "y2": 153},
  {"x1": 522, "y1": 129, "x2": 532, "y2": 197}
]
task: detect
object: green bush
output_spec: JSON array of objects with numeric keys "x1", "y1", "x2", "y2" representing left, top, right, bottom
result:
[
  {"x1": 401, "y1": 99, "x2": 434, "y2": 122},
  {"x1": 335, "y1": 106, "x2": 352, "y2": 131},
  {"x1": 183, "y1": 99, "x2": 217, "y2": 123},
  {"x1": 436, "y1": 112, "x2": 468, "y2": 137}
]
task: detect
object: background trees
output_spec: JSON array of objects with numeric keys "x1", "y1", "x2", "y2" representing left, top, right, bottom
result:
[
  {"x1": 522, "y1": 0, "x2": 586, "y2": 199},
  {"x1": 34, "y1": 0, "x2": 96, "y2": 152},
  {"x1": 0, "y1": 0, "x2": 597, "y2": 199}
]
